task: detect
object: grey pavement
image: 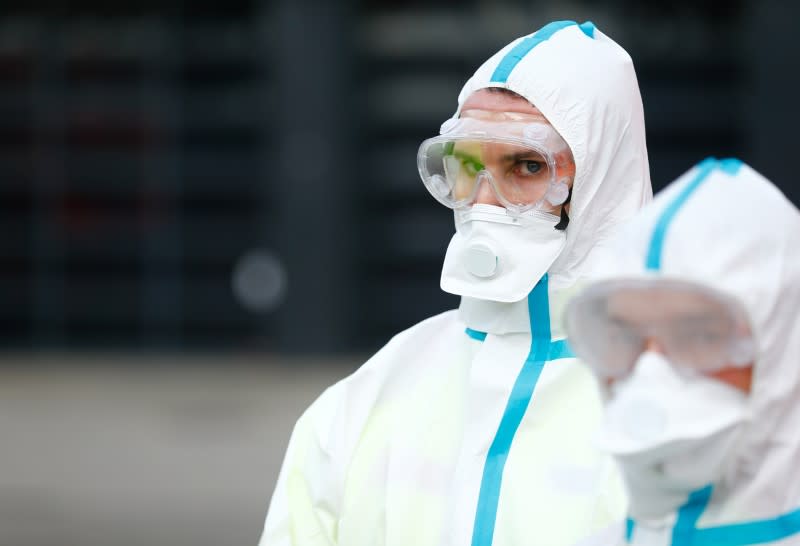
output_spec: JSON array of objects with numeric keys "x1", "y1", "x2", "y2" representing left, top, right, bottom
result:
[{"x1": 0, "y1": 354, "x2": 358, "y2": 546}]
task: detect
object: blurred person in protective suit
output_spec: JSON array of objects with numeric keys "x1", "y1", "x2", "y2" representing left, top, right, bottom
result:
[
  {"x1": 260, "y1": 20, "x2": 651, "y2": 546},
  {"x1": 566, "y1": 158, "x2": 800, "y2": 545}
]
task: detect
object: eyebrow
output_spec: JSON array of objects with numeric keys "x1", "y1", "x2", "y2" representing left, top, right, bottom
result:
[{"x1": 500, "y1": 151, "x2": 545, "y2": 163}]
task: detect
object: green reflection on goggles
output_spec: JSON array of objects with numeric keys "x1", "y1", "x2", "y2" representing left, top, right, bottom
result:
[{"x1": 443, "y1": 142, "x2": 485, "y2": 177}]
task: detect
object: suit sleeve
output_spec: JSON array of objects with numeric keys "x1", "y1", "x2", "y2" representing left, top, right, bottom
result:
[{"x1": 258, "y1": 385, "x2": 344, "y2": 546}]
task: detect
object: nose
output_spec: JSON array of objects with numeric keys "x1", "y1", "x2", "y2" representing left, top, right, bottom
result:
[
  {"x1": 643, "y1": 337, "x2": 665, "y2": 354},
  {"x1": 474, "y1": 175, "x2": 502, "y2": 206}
]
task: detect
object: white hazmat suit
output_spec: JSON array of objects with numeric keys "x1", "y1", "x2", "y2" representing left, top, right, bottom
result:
[
  {"x1": 575, "y1": 158, "x2": 800, "y2": 545},
  {"x1": 259, "y1": 20, "x2": 651, "y2": 546}
]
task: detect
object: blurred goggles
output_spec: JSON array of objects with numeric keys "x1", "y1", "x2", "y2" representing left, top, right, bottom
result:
[
  {"x1": 417, "y1": 111, "x2": 572, "y2": 214},
  {"x1": 564, "y1": 278, "x2": 755, "y2": 380}
]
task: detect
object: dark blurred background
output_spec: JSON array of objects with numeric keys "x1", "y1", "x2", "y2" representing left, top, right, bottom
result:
[{"x1": 0, "y1": 1, "x2": 798, "y2": 545}]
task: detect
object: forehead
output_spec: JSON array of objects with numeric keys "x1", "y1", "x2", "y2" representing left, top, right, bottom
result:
[
  {"x1": 606, "y1": 288, "x2": 729, "y2": 323},
  {"x1": 461, "y1": 88, "x2": 544, "y2": 117},
  {"x1": 451, "y1": 140, "x2": 547, "y2": 163}
]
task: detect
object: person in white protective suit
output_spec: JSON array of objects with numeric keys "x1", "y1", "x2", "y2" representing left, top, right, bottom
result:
[
  {"x1": 564, "y1": 158, "x2": 800, "y2": 546},
  {"x1": 259, "y1": 20, "x2": 651, "y2": 546}
]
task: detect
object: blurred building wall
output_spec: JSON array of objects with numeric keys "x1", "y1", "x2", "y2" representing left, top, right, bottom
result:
[{"x1": 0, "y1": 0, "x2": 797, "y2": 352}]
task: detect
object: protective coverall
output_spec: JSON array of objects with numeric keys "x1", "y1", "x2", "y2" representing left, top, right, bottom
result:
[
  {"x1": 259, "y1": 20, "x2": 651, "y2": 546},
  {"x1": 579, "y1": 158, "x2": 800, "y2": 545}
]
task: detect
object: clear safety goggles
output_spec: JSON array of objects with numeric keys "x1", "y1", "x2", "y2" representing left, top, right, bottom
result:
[
  {"x1": 564, "y1": 278, "x2": 756, "y2": 380},
  {"x1": 417, "y1": 111, "x2": 572, "y2": 214}
]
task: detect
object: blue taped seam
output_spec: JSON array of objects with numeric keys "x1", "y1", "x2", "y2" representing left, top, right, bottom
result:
[
  {"x1": 692, "y1": 507, "x2": 800, "y2": 545},
  {"x1": 548, "y1": 338, "x2": 575, "y2": 360},
  {"x1": 629, "y1": 483, "x2": 800, "y2": 545},
  {"x1": 466, "y1": 328, "x2": 488, "y2": 342},
  {"x1": 490, "y1": 21, "x2": 578, "y2": 83},
  {"x1": 471, "y1": 274, "x2": 552, "y2": 546},
  {"x1": 718, "y1": 157, "x2": 744, "y2": 175},
  {"x1": 626, "y1": 518, "x2": 635, "y2": 542},
  {"x1": 671, "y1": 485, "x2": 714, "y2": 545},
  {"x1": 645, "y1": 158, "x2": 717, "y2": 271},
  {"x1": 579, "y1": 21, "x2": 596, "y2": 38}
]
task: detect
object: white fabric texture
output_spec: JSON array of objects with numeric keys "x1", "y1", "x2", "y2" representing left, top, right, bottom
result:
[
  {"x1": 591, "y1": 160, "x2": 800, "y2": 544},
  {"x1": 259, "y1": 21, "x2": 651, "y2": 546},
  {"x1": 259, "y1": 305, "x2": 627, "y2": 546}
]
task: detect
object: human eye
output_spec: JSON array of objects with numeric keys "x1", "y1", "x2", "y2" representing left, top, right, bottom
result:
[
  {"x1": 695, "y1": 329, "x2": 726, "y2": 344},
  {"x1": 607, "y1": 321, "x2": 640, "y2": 345},
  {"x1": 523, "y1": 160, "x2": 544, "y2": 175},
  {"x1": 512, "y1": 158, "x2": 547, "y2": 177},
  {"x1": 674, "y1": 326, "x2": 725, "y2": 349}
]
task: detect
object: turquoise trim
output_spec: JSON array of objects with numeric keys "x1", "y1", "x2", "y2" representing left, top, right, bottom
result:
[
  {"x1": 490, "y1": 20, "x2": 587, "y2": 83},
  {"x1": 645, "y1": 158, "x2": 717, "y2": 271},
  {"x1": 579, "y1": 21, "x2": 596, "y2": 38},
  {"x1": 629, "y1": 483, "x2": 800, "y2": 545},
  {"x1": 626, "y1": 518, "x2": 635, "y2": 542},
  {"x1": 672, "y1": 485, "x2": 714, "y2": 545},
  {"x1": 548, "y1": 338, "x2": 575, "y2": 360},
  {"x1": 718, "y1": 157, "x2": 743, "y2": 175},
  {"x1": 466, "y1": 328, "x2": 488, "y2": 342},
  {"x1": 693, "y1": 507, "x2": 800, "y2": 545},
  {"x1": 645, "y1": 157, "x2": 745, "y2": 271},
  {"x1": 471, "y1": 274, "x2": 552, "y2": 546}
]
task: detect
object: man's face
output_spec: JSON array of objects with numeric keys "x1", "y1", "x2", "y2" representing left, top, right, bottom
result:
[
  {"x1": 604, "y1": 288, "x2": 753, "y2": 392},
  {"x1": 458, "y1": 89, "x2": 576, "y2": 212}
]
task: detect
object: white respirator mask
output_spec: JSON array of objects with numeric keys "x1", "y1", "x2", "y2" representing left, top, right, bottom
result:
[
  {"x1": 440, "y1": 204, "x2": 566, "y2": 302},
  {"x1": 595, "y1": 351, "x2": 749, "y2": 520}
]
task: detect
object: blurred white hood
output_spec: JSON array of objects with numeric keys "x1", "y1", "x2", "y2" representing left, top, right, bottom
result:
[{"x1": 599, "y1": 158, "x2": 800, "y2": 542}]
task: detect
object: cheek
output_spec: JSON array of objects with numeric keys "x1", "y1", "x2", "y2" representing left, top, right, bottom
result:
[
  {"x1": 553, "y1": 152, "x2": 576, "y2": 180},
  {"x1": 708, "y1": 366, "x2": 753, "y2": 393}
]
